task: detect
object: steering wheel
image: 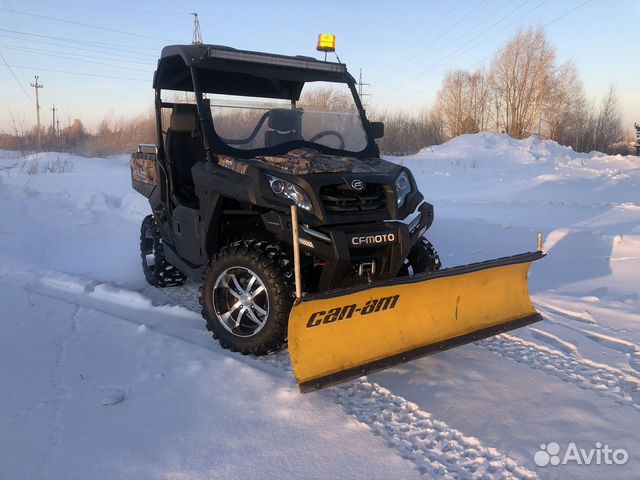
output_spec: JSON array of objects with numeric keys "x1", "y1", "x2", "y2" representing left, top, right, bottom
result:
[
  {"x1": 218, "y1": 111, "x2": 271, "y2": 146},
  {"x1": 308, "y1": 130, "x2": 345, "y2": 150}
]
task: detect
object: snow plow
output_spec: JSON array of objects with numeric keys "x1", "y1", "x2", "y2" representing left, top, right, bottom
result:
[
  {"x1": 288, "y1": 207, "x2": 544, "y2": 392},
  {"x1": 133, "y1": 41, "x2": 545, "y2": 394}
]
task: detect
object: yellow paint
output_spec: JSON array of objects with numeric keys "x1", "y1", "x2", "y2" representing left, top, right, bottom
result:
[{"x1": 288, "y1": 261, "x2": 537, "y2": 387}]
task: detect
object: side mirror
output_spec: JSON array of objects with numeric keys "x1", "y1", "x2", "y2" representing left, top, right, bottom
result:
[{"x1": 371, "y1": 122, "x2": 384, "y2": 139}]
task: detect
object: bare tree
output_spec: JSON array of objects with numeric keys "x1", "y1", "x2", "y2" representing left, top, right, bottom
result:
[
  {"x1": 591, "y1": 85, "x2": 623, "y2": 153},
  {"x1": 300, "y1": 87, "x2": 355, "y2": 112},
  {"x1": 543, "y1": 61, "x2": 589, "y2": 148},
  {"x1": 437, "y1": 69, "x2": 490, "y2": 137},
  {"x1": 373, "y1": 108, "x2": 444, "y2": 155},
  {"x1": 489, "y1": 27, "x2": 556, "y2": 138},
  {"x1": 8, "y1": 114, "x2": 35, "y2": 158}
]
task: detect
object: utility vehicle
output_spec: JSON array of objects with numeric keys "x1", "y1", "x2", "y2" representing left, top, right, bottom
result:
[{"x1": 132, "y1": 43, "x2": 543, "y2": 392}]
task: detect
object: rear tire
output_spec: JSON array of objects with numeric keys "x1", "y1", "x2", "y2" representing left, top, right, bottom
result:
[
  {"x1": 399, "y1": 237, "x2": 441, "y2": 276},
  {"x1": 200, "y1": 241, "x2": 294, "y2": 355},
  {"x1": 140, "y1": 215, "x2": 187, "y2": 287}
]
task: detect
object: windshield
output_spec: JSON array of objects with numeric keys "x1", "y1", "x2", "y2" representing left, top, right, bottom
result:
[{"x1": 210, "y1": 83, "x2": 368, "y2": 153}]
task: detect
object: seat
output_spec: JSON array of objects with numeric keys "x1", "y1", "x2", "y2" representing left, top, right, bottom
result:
[
  {"x1": 166, "y1": 104, "x2": 205, "y2": 206},
  {"x1": 265, "y1": 108, "x2": 302, "y2": 147}
]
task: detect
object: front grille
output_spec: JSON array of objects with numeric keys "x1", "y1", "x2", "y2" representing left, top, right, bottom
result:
[{"x1": 319, "y1": 183, "x2": 385, "y2": 213}]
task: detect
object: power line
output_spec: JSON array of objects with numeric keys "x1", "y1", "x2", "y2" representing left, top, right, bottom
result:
[
  {"x1": 388, "y1": 0, "x2": 491, "y2": 78},
  {"x1": 0, "y1": 50, "x2": 35, "y2": 104},
  {"x1": 379, "y1": 0, "x2": 535, "y2": 98},
  {"x1": 545, "y1": 0, "x2": 592, "y2": 27},
  {"x1": 0, "y1": 7, "x2": 180, "y2": 43},
  {"x1": 0, "y1": 28, "x2": 160, "y2": 53},
  {"x1": 15, "y1": 0, "x2": 189, "y2": 15},
  {"x1": 0, "y1": 43, "x2": 155, "y2": 69},
  {"x1": 379, "y1": 0, "x2": 512, "y2": 82},
  {"x1": 414, "y1": 0, "x2": 550, "y2": 82},
  {"x1": 419, "y1": 0, "x2": 574, "y2": 80},
  {"x1": 0, "y1": 34, "x2": 156, "y2": 62},
  {"x1": 5, "y1": 63, "x2": 148, "y2": 82},
  {"x1": 383, "y1": 0, "x2": 465, "y2": 70},
  {"x1": 380, "y1": 0, "x2": 591, "y2": 103},
  {"x1": 3, "y1": 0, "x2": 37, "y2": 73},
  {"x1": 0, "y1": 0, "x2": 49, "y2": 103}
]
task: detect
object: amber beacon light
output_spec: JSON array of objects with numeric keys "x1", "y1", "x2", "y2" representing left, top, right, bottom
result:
[{"x1": 316, "y1": 34, "x2": 336, "y2": 53}]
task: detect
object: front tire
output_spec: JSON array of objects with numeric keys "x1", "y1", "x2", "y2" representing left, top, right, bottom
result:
[
  {"x1": 201, "y1": 241, "x2": 293, "y2": 355},
  {"x1": 399, "y1": 237, "x2": 441, "y2": 276}
]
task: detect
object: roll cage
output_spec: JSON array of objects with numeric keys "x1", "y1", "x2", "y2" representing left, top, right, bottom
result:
[{"x1": 152, "y1": 44, "x2": 381, "y2": 166}]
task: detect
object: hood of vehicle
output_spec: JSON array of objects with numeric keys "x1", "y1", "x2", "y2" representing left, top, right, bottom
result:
[{"x1": 217, "y1": 148, "x2": 398, "y2": 176}]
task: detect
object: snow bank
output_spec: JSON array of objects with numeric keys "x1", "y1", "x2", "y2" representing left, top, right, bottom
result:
[{"x1": 391, "y1": 132, "x2": 639, "y2": 207}]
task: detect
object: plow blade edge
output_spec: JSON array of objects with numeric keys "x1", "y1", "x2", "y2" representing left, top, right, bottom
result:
[{"x1": 288, "y1": 251, "x2": 544, "y2": 393}]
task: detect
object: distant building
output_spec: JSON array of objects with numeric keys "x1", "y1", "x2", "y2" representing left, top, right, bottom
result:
[{"x1": 635, "y1": 123, "x2": 640, "y2": 155}]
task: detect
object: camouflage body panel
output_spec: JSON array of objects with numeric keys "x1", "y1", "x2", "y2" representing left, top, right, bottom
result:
[
  {"x1": 131, "y1": 152, "x2": 157, "y2": 185},
  {"x1": 217, "y1": 148, "x2": 396, "y2": 176},
  {"x1": 365, "y1": 157, "x2": 400, "y2": 175},
  {"x1": 217, "y1": 155, "x2": 249, "y2": 175}
]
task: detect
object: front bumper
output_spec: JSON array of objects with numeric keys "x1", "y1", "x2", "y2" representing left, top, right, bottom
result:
[{"x1": 262, "y1": 202, "x2": 434, "y2": 290}]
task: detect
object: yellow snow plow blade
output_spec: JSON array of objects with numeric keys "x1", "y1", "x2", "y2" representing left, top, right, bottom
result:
[{"x1": 288, "y1": 251, "x2": 544, "y2": 393}]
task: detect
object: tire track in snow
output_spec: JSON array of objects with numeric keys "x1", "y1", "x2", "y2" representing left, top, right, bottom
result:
[
  {"x1": 536, "y1": 301, "x2": 640, "y2": 376},
  {"x1": 578, "y1": 330, "x2": 640, "y2": 378},
  {"x1": 535, "y1": 301, "x2": 596, "y2": 325},
  {"x1": 33, "y1": 304, "x2": 81, "y2": 479},
  {"x1": 259, "y1": 352, "x2": 537, "y2": 479},
  {"x1": 329, "y1": 381, "x2": 536, "y2": 479},
  {"x1": 479, "y1": 334, "x2": 640, "y2": 411},
  {"x1": 528, "y1": 327, "x2": 580, "y2": 356},
  {"x1": 25, "y1": 275, "x2": 537, "y2": 480},
  {"x1": 160, "y1": 287, "x2": 537, "y2": 479},
  {"x1": 537, "y1": 301, "x2": 639, "y2": 348}
]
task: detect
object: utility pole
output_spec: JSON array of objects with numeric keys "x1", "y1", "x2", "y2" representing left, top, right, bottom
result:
[
  {"x1": 358, "y1": 69, "x2": 371, "y2": 108},
  {"x1": 30, "y1": 75, "x2": 43, "y2": 147},
  {"x1": 56, "y1": 118, "x2": 60, "y2": 138},
  {"x1": 51, "y1": 104, "x2": 57, "y2": 139},
  {"x1": 191, "y1": 13, "x2": 203, "y2": 45}
]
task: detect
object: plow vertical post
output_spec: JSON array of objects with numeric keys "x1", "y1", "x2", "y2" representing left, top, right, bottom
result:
[
  {"x1": 290, "y1": 205, "x2": 302, "y2": 300},
  {"x1": 537, "y1": 232, "x2": 543, "y2": 252}
]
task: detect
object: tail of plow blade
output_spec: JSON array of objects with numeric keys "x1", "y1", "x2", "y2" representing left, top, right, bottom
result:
[{"x1": 288, "y1": 251, "x2": 545, "y2": 393}]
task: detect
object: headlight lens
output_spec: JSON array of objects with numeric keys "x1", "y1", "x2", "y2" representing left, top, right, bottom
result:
[
  {"x1": 395, "y1": 171, "x2": 412, "y2": 208},
  {"x1": 267, "y1": 175, "x2": 314, "y2": 213}
]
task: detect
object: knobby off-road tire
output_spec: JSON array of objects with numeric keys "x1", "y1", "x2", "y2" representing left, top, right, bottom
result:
[
  {"x1": 140, "y1": 215, "x2": 187, "y2": 287},
  {"x1": 200, "y1": 241, "x2": 294, "y2": 355},
  {"x1": 399, "y1": 237, "x2": 442, "y2": 276}
]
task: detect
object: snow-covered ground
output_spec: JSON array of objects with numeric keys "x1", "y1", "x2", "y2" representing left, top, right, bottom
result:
[{"x1": 0, "y1": 133, "x2": 638, "y2": 479}]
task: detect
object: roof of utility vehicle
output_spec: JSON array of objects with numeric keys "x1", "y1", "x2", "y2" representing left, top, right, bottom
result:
[{"x1": 154, "y1": 44, "x2": 351, "y2": 100}]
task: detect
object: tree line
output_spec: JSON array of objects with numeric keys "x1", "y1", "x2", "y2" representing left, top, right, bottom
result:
[{"x1": 433, "y1": 27, "x2": 628, "y2": 154}]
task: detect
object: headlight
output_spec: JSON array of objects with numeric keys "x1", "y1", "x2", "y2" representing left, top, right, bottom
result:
[
  {"x1": 395, "y1": 171, "x2": 412, "y2": 208},
  {"x1": 266, "y1": 175, "x2": 314, "y2": 213}
]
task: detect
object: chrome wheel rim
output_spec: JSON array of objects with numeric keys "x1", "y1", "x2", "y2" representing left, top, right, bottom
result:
[{"x1": 212, "y1": 267, "x2": 269, "y2": 337}]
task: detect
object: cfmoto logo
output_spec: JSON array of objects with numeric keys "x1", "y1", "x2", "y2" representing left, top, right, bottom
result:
[
  {"x1": 351, "y1": 179, "x2": 365, "y2": 191},
  {"x1": 351, "y1": 233, "x2": 396, "y2": 246}
]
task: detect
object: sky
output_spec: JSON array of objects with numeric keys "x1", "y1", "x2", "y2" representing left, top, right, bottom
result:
[{"x1": 0, "y1": 0, "x2": 639, "y2": 133}]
